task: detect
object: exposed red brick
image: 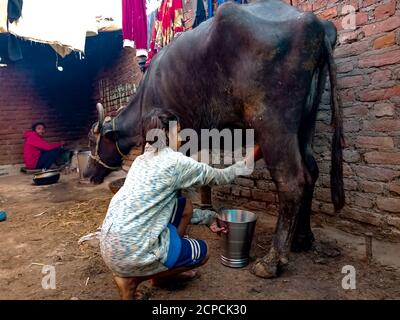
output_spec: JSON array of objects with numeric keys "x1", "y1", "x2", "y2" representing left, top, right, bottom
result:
[
  {"x1": 251, "y1": 189, "x2": 276, "y2": 203},
  {"x1": 244, "y1": 201, "x2": 267, "y2": 211},
  {"x1": 343, "y1": 178, "x2": 358, "y2": 191},
  {"x1": 356, "y1": 136, "x2": 395, "y2": 150},
  {"x1": 299, "y1": 3, "x2": 313, "y2": 12},
  {"x1": 376, "y1": 197, "x2": 400, "y2": 213},
  {"x1": 342, "y1": 105, "x2": 369, "y2": 117},
  {"x1": 359, "y1": 85, "x2": 400, "y2": 101},
  {"x1": 318, "y1": 6, "x2": 338, "y2": 20},
  {"x1": 338, "y1": 75, "x2": 367, "y2": 89},
  {"x1": 352, "y1": 193, "x2": 374, "y2": 209},
  {"x1": 370, "y1": 69, "x2": 392, "y2": 84},
  {"x1": 356, "y1": 12, "x2": 369, "y2": 26},
  {"x1": 362, "y1": 16, "x2": 400, "y2": 36},
  {"x1": 359, "y1": 49, "x2": 400, "y2": 68},
  {"x1": 315, "y1": 188, "x2": 332, "y2": 202},
  {"x1": 340, "y1": 88, "x2": 356, "y2": 103},
  {"x1": 343, "y1": 120, "x2": 361, "y2": 132},
  {"x1": 388, "y1": 183, "x2": 400, "y2": 196},
  {"x1": 234, "y1": 177, "x2": 254, "y2": 188},
  {"x1": 334, "y1": 41, "x2": 370, "y2": 58},
  {"x1": 363, "y1": 119, "x2": 400, "y2": 132},
  {"x1": 362, "y1": 0, "x2": 381, "y2": 8},
  {"x1": 339, "y1": 31, "x2": 362, "y2": 44},
  {"x1": 340, "y1": 207, "x2": 383, "y2": 226},
  {"x1": 359, "y1": 181, "x2": 384, "y2": 194},
  {"x1": 374, "y1": 1, "x2": 396, "y2": 19},
  {"x1": 240, "y1": 188, "x2": 251, "y2": 198},
  {"x1": 373, "y1": 32, "x2": 396, "y2": 49},
  {"x1": 337, "y1": 60, "x2": 354, "y2": 73},
  {"x1": 387, "y1": 216, "x2": 400, "y2": 229},
  {"x1": 364, "y1": 151, "x2": 400, "y2": 165},
  {"x1": 354, "y1": 165, "x2": 400, "y2": 181},
  {"x1": 372, "y1": 103, "x2": 394, "y2": 117},
  {"x1": 312, "y1": 0, "x2": 328, "y2": 11},
  {"x1": 332, "y1": 18, "x2": 343, "y2": 31}
]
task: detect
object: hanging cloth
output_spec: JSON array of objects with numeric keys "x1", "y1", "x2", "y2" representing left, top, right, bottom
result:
[
  {"x1": 146, "y1": 0, "x2": 184, "y2": 65},
  {"x1": 0, "y1": 0, "x2": 8, "y2": 32},
  {"x1": 7, "y1": 0, "x2": 22, "y2": 23},
  {"x1": 146, "y1": 0, "x2": 162, "y2": 49},
  {"x1": 122, "y1": 0, "x2": 148, "y2": 57},
  {"x1": 207, "y1": 0, "x2": 213, "y2": 18},
  {"x1": 192, "y1": 0, "x2": 206, "y2": 28}
]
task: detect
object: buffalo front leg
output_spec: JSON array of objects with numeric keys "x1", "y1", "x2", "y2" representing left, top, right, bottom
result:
[{"x1": 252, "y1": 134, "x2": 306, "y2": 278}]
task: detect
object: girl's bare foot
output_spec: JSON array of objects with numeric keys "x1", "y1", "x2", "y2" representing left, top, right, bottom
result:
[
  {"x1": 113, "y1": 276, "x2": 142, "y2": 300},
  {"x1": 151, "y1": 270, "x2": 199, "y2": 287}
]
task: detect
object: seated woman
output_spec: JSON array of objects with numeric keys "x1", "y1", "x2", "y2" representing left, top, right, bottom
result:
[
  {"x1": 100, "y1": 108, "x2": 262, "y2": 299},
  {"x1": 23, "y1": 122, "x2": 65, "y2": 170}
]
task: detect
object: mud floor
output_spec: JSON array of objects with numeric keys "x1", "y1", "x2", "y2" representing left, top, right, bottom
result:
[{"x1": 0, "y1": 171, "x2": 399, "y2": 300}]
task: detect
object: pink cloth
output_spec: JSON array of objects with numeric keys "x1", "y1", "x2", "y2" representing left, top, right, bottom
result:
[
  {"x1": 122, "y1": 0, "x2": 148, "y2": 51},
  {"x1": 23, "y1": 131, "x2": 62, "y2": 169}
]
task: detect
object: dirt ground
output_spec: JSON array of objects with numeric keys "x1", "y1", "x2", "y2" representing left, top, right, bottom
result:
[{"x1": 0, "y1": 171, "x2": 399, "y2": 300}]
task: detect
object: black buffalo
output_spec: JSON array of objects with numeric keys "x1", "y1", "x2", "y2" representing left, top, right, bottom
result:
[{"x1": 84, "y1": 0, "x2": 344, "y2": 278}]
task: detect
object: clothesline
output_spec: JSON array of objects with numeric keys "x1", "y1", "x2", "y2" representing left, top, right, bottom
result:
[{"x1": 0, "y1": 0, "x2": 247, "y2": 62}]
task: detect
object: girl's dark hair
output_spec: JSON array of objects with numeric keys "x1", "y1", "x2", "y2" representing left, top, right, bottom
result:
[
  {"x1": 142, "y1": 108, "x2": 179, "y2": 146},
  {"x1": 32, "y1": 122, "x2": 46, "y2": 131}
]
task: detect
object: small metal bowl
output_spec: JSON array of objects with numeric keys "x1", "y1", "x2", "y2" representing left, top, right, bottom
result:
[{"x1": 33, "y1": 170, "x2": 61, "y2": 185}]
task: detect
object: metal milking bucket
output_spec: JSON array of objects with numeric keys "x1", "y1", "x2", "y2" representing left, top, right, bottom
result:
[{"x1": 217, "y1": 209, "x2": 257, "y2": 268}]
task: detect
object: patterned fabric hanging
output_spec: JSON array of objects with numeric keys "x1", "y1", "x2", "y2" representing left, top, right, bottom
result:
[{"x1": 146, "y1": 0, "x2": 184, "y2": 65}]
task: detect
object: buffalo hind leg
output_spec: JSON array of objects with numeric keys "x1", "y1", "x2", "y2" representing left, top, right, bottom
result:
[
  {"x1": 291, "y1": 154, "x2": 318, "y2": 252},
  {"x1": 252, "y1": 134, "x2": 306, "y2": 278}
]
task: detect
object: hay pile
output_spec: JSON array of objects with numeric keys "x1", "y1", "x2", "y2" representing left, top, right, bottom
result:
[{"x1": 37, "y1": 197, "x2": 111, "y2": 241}]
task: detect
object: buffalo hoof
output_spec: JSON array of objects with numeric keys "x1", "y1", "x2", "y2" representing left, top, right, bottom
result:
[
  {"x1": 252, "y1": 259, "x2": 278, "y2": 279},
  {"x1": 291, "y1": 231, "x2": 315, "y2": 252},
  {"x1": 251, "y1": 247, "x2": 282, "y2": 279}
]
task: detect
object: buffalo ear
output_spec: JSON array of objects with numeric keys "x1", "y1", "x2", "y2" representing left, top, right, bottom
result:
[
  {"x1": 104, "y1": 131, "x2": 118, "y2": 141},
  {"x1": 101, "y1": 122, "x2": 118, "y2": 141}
]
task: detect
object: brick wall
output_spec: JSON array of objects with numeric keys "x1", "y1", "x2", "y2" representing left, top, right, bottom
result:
[
  {"x1": 0, "y1": 36, "x2": 97, "y2": 167},
  {"x1": 91, "y1": 39, "x2": 144, "y2": 165},
  {"x1": 214, "y1": 0, "x2": 400, "y2": 241},
  {"x1": 92, "y1": 48, "x2": 141, "y2": 117}
]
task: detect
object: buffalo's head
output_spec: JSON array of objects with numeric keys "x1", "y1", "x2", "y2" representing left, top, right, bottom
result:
[{"x1": 83, "y1": 103, "x2": 124, "y2": 184}]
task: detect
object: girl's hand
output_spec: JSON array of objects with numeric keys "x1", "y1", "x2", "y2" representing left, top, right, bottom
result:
[
  {"x1": 252, "y1": 144, "x2": 263, "y2": 162},
  {"x1": 209, "y1": 221, "x2": 227, "y2": 234},
  {"x1": 244, "y1": 144, "x2": 263, "y2": 166}
]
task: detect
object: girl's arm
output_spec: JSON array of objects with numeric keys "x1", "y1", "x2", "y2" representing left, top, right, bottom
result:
[
  {"x1": 28, "y1": 135, "x2": 62, "y2": 151},
  {"x1": 172, "y1": 145, "x2": 262, "y2": 190}
]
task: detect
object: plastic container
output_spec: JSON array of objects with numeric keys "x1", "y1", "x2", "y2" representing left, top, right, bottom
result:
[{"x1": 0, "y1": 211, "x2": 7, "y2": 222}]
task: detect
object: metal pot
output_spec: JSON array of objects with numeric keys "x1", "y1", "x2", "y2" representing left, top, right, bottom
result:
[
  {"x1": 33, "y1": 170, "x2": 61, "y2": 185},
  {"x1": 217, "y1": 209, "x2": 257, "y2": 268},
  {"x1": 77, "y1": 150, "x2": 91, "y2": 181}
]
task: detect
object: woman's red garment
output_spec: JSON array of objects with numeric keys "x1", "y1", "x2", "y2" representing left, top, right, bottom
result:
[
  {"x1": 146, "y1": 0, "x2": 184, "y2": 65},
  {"x1": 23, "y1": 131, "x2": 62, "y2": 169},
  {"x1": 122, "y1": 0, "x2": 148, "y2": 52}
]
